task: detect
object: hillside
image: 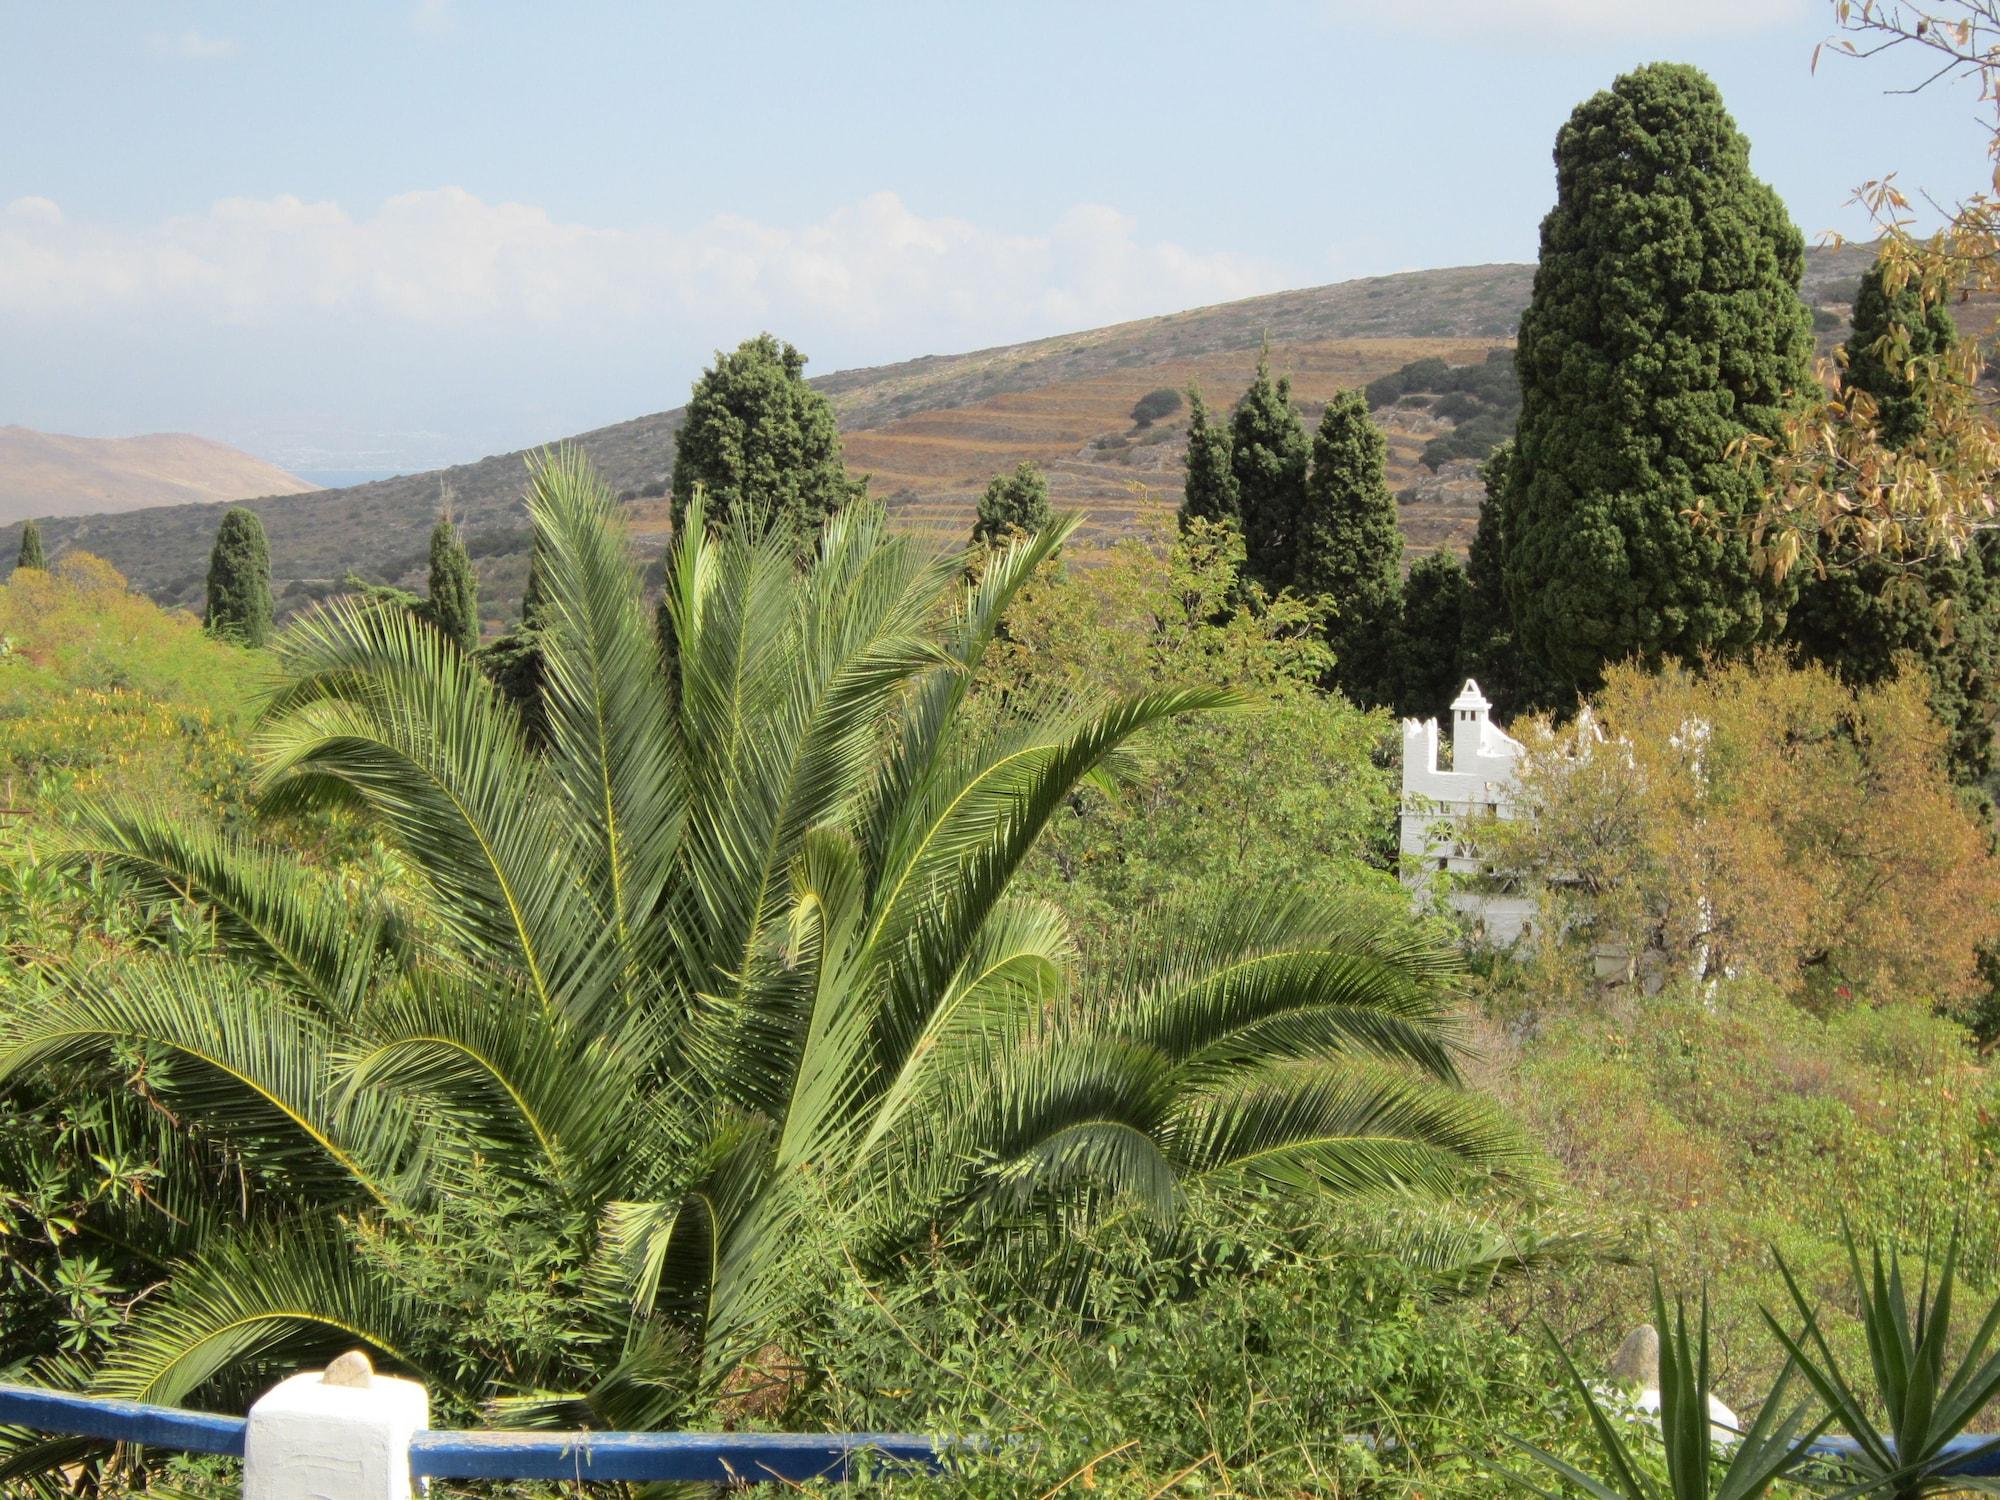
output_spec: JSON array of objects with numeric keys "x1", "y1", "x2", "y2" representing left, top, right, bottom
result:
[
  {"x1": 1, "y1": 245, "x2": 1878, "y2": 625},
  {"x1": 0, "y1": 426, "x2": 314, "y2": 527}
]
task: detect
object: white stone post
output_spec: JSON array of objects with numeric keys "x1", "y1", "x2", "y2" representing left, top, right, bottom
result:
[{"x1": 244, "y1": 1351, "x2": 428, "y2": 1500}]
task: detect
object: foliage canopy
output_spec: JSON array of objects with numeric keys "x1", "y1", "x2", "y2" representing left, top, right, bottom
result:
[{"x1": 0, "y1": 453, "x2": 1523, "y2": 1460}]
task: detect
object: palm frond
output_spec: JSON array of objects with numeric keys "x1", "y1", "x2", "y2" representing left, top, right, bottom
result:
[
  {"x1": 1108, "y1": 890, "x2": 1467, "y2": 1085},
  {"x1": 1169, "y1": 1058, "x2": 1533, "y2": 1198},
  {"x1": 341, "y1": 974, "x2": 649, "y2": 1202},
  {"x1": 525, "y1": 447, "x2": 686, "y2": 1011},
  {"x1": 41, "y1": 802, "x2": 404, "y2": 1015},
  {"x1": 0, "y1": 961, "x2": 413, "y2": 1208},
  {"x1": 89, "y1": 1222, "x2": 441, "y2": 1411},
  {"x1": 254, "y1": 593, "x2": 602, "y2": 1022}
]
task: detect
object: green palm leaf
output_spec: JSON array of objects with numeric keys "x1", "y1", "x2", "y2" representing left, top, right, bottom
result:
[
  {"x1": 89, "y1": 1222, "x2": 439, "y2": 1410},
  {"x1": 0, "y1": 960, "x2": 412, "y2": 1208},
  {"x1": 41, "y1": 801, "x2": 404, "y2": 1016}
]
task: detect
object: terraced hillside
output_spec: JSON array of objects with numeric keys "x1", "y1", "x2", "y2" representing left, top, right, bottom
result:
[
  {"x1": 847, "y1": 335, "x2": 1500, "y2": 554},
  {"x1": 1, "y1": 245, "x2": 1880, "y2": 627}
]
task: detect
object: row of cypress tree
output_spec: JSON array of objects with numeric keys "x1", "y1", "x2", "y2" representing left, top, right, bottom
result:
[{"x1": 1180, "y1": 360, "x2": 1415, "y2": 710}]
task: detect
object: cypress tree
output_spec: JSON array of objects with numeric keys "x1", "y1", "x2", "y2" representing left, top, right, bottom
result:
[
  {"x1": 1786, "y1": 256, "x2": 1999, "y2": 779},
  {"x1": 15, "y1": 519, "x2": 45, "y2": 573},
  {"x1": 1503, "y1": 63, "x2": 1813, "y2": 700},
  {"x1": 1296, "y1": 389, "x2": 1402, "y2": 704},
  {"x1": 1845, "y1": 258, "x2": 1959, "y2": 448},
  {"x1": 482, "y1": 544, "x2": 550, "y2": 741},
  {"x1": 1459, "y1": 442, "x2": 1527, "y2": 713},
  {"x1": 671, "y1": 333, "x2": 865, "y2": 558},
  {"x1": 204, "y1": 506, "x2": 274, "y2": 647},
  {"x1": 1229, "y1": 350, "x2": 1311, "y2": 593},
  {"x1": 1179, "y1": 387, "x2": 1240, "y2": 530},
  {"x1": 972, "y1": 460, "x2": 1052, "y2": 546},
  {"x1": 1395, "y1": 552, "x2": 1470, "y2": 716},
  {"x1": 426, "y1": 514, "x2": 480, "y2": 653}
]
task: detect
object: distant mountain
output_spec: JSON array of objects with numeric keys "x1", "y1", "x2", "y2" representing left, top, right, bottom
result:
[
  {"x1": 0, "y1": 426, "x2": 314, "y2": 527},
  {"x1": 2, "y1": 244, "x2": 1879, "y2": 626}
]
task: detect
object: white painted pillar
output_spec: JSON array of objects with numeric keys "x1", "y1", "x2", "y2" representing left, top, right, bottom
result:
[{"x1": 244, "y1": 1351, "x2": 429, "y2": 1500}]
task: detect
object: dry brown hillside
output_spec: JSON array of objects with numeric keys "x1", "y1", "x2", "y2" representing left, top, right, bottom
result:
[
  {"x1": 0, "y1": 426, "x2": 314, "y2": 526},
  {"x1": 840, "y1": 336, "x2": 1498, "y2": 558},
  {"x1": 2, "y1": 244, "x2": 1879, "y2": 621}
]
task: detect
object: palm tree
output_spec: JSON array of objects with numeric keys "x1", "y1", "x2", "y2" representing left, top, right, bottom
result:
[{"x1": 0, "y1": 449, "x2": 1527, "y2": 1435}]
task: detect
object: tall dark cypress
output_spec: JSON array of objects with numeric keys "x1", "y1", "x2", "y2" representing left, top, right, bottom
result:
[
  {"x1": 1295, "y1": 390, "x2": 1402, "y2": 704},
  {"x1": 1229, "y1": 350, "x2": 1310, "y2": 593},
  {"x1": 1179, "y1": 387, "x2": 1241, "y2": 531},
  {"x1": 1459, "y1": 442, "x2": 1524, "y2": 713},
  {"x1": 1786, "y1": 256, "x2": 1999, "y2": 779},
  {"x1": 427, "y1": 514, "x2": 480, "y2": 653},
  {"x1": 482, "y1": 544, "x2": 551, "y2": 740},
  {"x1": 1395, "y1": 552, "x2": 1470, "y2": 717},
  {"x1": 1503, "y1": 64, "x2": 1813, "y2": 700},
  {"x1": 15, "y1": 519, "x2": 45, "y2": 573},
  {"x1": 204, "y1": 506, "x2": 274, "y2": 647}
]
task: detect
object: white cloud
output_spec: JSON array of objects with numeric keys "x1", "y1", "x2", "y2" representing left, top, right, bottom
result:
[
  {"x1": 6, "y1": 197, "x2": 63, "y2": 226},
  {"x1": 409, "y1": 0, "x2": 455, "y2": 36},
  {"x1": 0, "y1": 187, "x2": 1283, "y2": 352},
  {"x1": 153, "y1": 28, "x2": 239, "y2": 60},
  {"x1": 1333, "y1": 0, "x2": 1808, "y2": 42}
]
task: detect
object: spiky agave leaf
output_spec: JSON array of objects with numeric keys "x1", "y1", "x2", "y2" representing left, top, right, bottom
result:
[
  {"x1": 1763, "y1": 1224, "x2": 2000, "y2": 1496},
  {"x1": 1507, "y1": 1279, "x2": 1828, "y2": 1500}
]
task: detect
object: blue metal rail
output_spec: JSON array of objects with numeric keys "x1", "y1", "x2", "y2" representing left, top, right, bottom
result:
[
  {"x1": 407, "y1": 1428, "x2": 946, "y2": 1483},
  {"x1": 0, "y1": 1385, "x2": 245, "y2": 1457},
  {"x1": 7, "y1": 1381, "x2": 1999, "y2": 1485},
  {"x1": 0, "y1": 1383, "x2": 946, "y2": 1485},
  {"x1": 1809, "y1": 1433, "x2": 2000, "y2": 1478}
]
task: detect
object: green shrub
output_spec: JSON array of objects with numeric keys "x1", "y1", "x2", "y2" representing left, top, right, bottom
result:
[{"x1": 1130, "y1": 387, "x2": 1183, "y2": 427}]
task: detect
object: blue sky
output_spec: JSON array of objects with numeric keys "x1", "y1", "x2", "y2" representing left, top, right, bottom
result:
[{"x1": 1, "y1": 1, "x2": 1983, "y2": 482}]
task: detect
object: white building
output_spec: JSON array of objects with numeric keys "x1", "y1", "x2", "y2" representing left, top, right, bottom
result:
[{"x1": 1400, "y1": 678, "x2": 1536, "y2": 946}]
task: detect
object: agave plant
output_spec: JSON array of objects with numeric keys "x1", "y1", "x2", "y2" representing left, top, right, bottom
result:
[
  {"x1": 1507, "y1": 1278, "x2": 1829, "y2": 1500},
  {"x1": 1764, "y1": 1225, "x2": 2000, "y2": 1497},
  {"x1": 0, "y1": 450, "x2": 1526, "y2": 1441}
]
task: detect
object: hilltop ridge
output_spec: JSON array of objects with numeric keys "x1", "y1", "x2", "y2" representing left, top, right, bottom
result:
[
  {"x1": 0, "y1": 426, "x2": 314, "y2": 527},
  {"x1": 2, "y1": 245, "x2": 1877, "y2": 624}
]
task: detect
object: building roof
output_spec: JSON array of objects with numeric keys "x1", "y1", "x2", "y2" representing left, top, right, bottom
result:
[{"x1": 1450, "y1": 679, "x2": 1491, "y2": 713}]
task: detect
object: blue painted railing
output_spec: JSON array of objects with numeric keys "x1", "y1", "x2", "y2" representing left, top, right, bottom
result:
[
  {"x1": 0, "y1": 1383, "x2": 947, "y2": 1485},
  {"x1": 6, "y1": 1381, "x2": 1999, "y2": 1485},
  {"x1": 0, "y1": 1385, "x2": 246, "y2": 1458},
  {"x1": 1809, "y1": 1434, "x2": 2000, "y2": 1478}
]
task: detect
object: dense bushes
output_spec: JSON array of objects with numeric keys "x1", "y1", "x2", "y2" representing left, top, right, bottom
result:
[
  {"x1": 1130, "y1": 386, "x2": 1183, "y2": 427},
  {"x1": 1365, "y1": 347, "x2": 1521, "y2": 470},
  {"x1": 786, "y1": 1192, "x2": 1597, "y2": 1495}
]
